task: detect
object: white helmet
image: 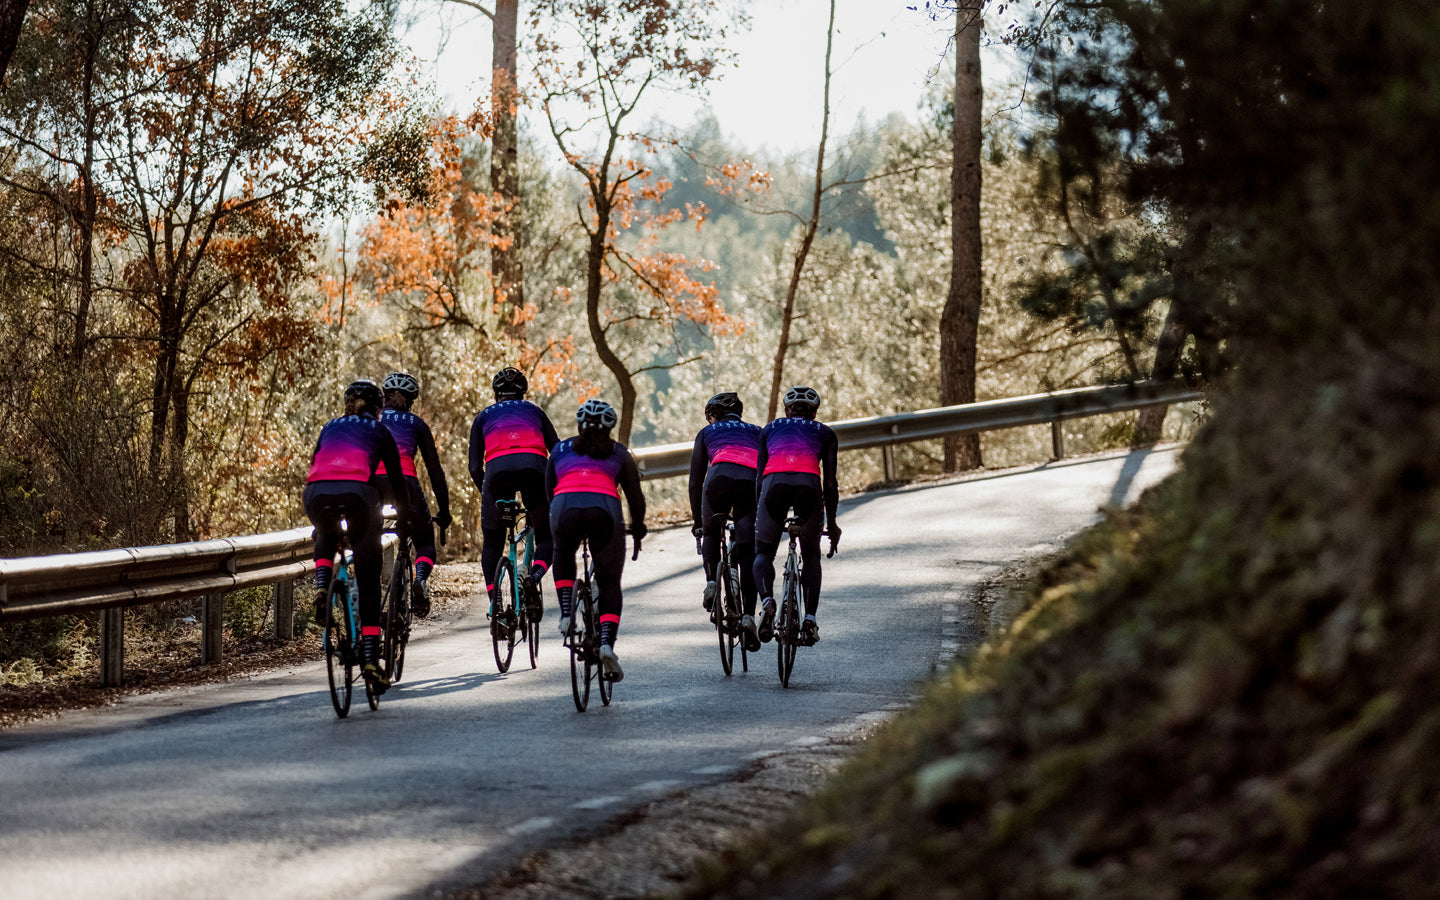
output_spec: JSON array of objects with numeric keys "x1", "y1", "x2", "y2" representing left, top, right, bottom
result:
[
  {"x1": 782, "y1": 385, "x2": 820, "y2": 414},
  {"x1": 382, "y1": 372, "x2": 420, "y2": 401},
  {"x1": 576, "y1": 399, "x2": 618, "y2": 430}
]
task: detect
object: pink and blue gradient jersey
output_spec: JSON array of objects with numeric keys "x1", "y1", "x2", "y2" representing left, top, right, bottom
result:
[
  {"x1": 378, "y1": 408, "x2": 451, "y2": 515},
  {"x1": 468, "y1": 400, "x2": 560, "y2": 482},
  {"x1": 758, "y1": 417, "x2": 835, "y2": 477},
  {"x1": 688, "y1": 415, "x2": 761, "y2": 519},
  {"x1": 306, "y1": 414, "x2": 407, "y2": 489},
  {"x1": 545, "y1": 438, "x2": 645, "y2": 523}
]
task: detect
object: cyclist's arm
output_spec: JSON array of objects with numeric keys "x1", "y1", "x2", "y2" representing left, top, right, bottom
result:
[
  {"x1": 467, "y1": 412, "x2": 485, "y2": 489},
  {"x1": 377, "y1": 429, "x2": 412, "y2": 522},
  {"x1": 539, "y1": 409, "x2": 560, "y2": 451},
  {"x1": 687, "y1": 430, "x2": 708, "y2": 524},
  {"x1": 544, "y1": 452, "x2": 558, "y2": 503},
  {"x1": 619, "y1": 448, "x2": 647, "y2": 538},
  {"x1": 754, "y1": 430, "x2": 770, "y2": 507},
  {"x1": 416, "y1": 419, "x2": 451, "y2": 520},
  {"x1": 821, "y1": 429, "x2": 839, "y2": 528}
]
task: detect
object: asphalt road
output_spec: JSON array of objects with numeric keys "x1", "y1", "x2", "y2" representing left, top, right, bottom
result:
[{"x1": 0, "y1": 448, "x2": 1181, "y2": 900}]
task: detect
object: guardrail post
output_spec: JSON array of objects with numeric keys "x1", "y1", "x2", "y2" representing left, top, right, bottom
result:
[
  {"x1": 101, "y1": 607, "x2": 124, "y2": 687},
  {"x1": 881, "y1": 445, "x2": 898, "y2": 482},
  {"x1": 273, "y1": 580, "x2": 294, "y2": 639},
  {"x1": 202, "y1": 593, "x2": 223, "y2": 664},
  {"x1": 1051, "y1": 419, "x2": 1066, "y2": 460}
]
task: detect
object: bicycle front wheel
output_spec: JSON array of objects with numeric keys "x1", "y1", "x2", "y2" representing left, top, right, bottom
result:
[
  {"x1": 324, "y1": 580, "x2": 353, "y2": 718},
  {"x1": 383, "y1": 553, "x2": 412, "y2": 683},
  {"x1": 493, "y1": 557, "x2": 518, "y2": 673}
]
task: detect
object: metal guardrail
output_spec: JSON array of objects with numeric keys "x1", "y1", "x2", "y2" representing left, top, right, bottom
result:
[
  {"x1": 0, "y1": 380, "x2": 1199, "y2": 686},
  {"x1": 633, "y1": 379, "x2": 1202, "y2": 480}
]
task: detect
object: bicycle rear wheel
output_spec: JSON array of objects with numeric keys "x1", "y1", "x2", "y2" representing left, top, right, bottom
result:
[
  {"x1": 715, "y1": 550, "x2": 735, "y2": 676},
  {"x1": 492, "y1": 557, "x2": 518, "y2": 673},
  {"x1": 526, "y1": 584, "x2": 541, "y2": 670},
  {"x1": 568, "y1": 583, "x2": 592, "y2": 711},
  {"x1": 323, "y1": 580, "x2": 353, "y2": 718},
  {"x1": 777, "y1": 576, "x2": 799, "y2": 688},
  {"x1": 383, "y1": 552, "x2": 412, "y2": 683}
]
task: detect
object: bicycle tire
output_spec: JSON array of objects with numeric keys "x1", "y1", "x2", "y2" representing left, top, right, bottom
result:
[
  {"x1": 715, "y1": 547, "x2": 735, "y2": 676},
  {"x1": 777, "y1": 564, "x2": 799, "y2": 688},
  {"x1": 324, "y1": 577, "x2": 352, "y2": 718},
  {"x1": 568, "y1": 583, "x2": 592, "y2": 712},
  {"x1": 730, "y1": 564, "x2": 749, "y2": 673},
  {"x1": 383, "y1": 549, "x2": 412, "y2": 683},
  {"x1": 493, "y1": 556, "x2": 518, "y2": 673},
  {"x1": 594, "y1": 584, "x2": 612, "y2": 706},
  {"x1": 526, "y1": 596, "x2": 541, "y2": 669}
]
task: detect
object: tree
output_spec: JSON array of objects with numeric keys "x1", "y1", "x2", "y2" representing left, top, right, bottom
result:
[
  {"x1": 0, "y1": 0, "x2": 29, "y2": 86},
  {"x1": 939, "y1": 1, "x2": 984, "y2": 470},
  {"x1": 527, "y1": 0, "x2": 746, "y2": 442}
]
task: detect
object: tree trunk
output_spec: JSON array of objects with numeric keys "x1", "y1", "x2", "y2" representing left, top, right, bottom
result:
[
  {"x1": 585, "y1": 202, "x2": 637, "y2": 444},
  {"x1": 490, "y1": 0, "x2": 524, "y2": 337},
  {"x1": 1133, "y1": 301, "x2": 1185, "y2": 444},
  {"x1": 766, "y1": 0, "x2": 835, "y2": 422},
  {"x1": 939, "y1": 4, "x2": 984, "y2": 471},
  {"x1": 0, "y1": 0, "x2": 29, "y2": 87},
  {"x1": 72, "y1": 8, "x2": 99, "y2": 363}
]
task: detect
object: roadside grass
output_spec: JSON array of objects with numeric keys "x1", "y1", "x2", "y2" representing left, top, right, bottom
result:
[{"x1": 681, "y1": 401, "x2": 1440, "y2": 898}]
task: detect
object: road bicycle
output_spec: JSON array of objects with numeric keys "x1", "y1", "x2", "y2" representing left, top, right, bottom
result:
[
  {"x1": 490, "y1": 499, "x2": 542, "y2": 673},
  {"x1": 773, "y1": 517, "x2": 838, "y2": 688},
  {"x1": 565, "y1": 530, "x2": 641, "y2": 711},
  {"x1": 697, "y1": 514, "x2": 747, "y2": 676},
  {"x1": 317, "y1": 511, "x2": 382, "y2": 717}
]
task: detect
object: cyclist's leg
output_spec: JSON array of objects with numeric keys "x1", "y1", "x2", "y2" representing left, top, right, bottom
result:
[
  {"x1": 303, "y1": 483, "x2": 348, "y2": 618},
  {"x1": 406, "y1": 476, "x2": 435, "y2": 576},
  {"x1": 549, "y1": 496, "x2": 583, "y2": 631},
  {"x1": 731, "y1": 474, "x2": 759, "y2": 615},
  {"x1": 517, "y1": 464, "x2": 553, "y2": 582},
  {"x1": 699, "y1": 470, "x2": 727, "y2": 582},
  {"x1": 586, "y1": 502, "x2": 624, "y2": 646},
  {"x1": 480, "y1": 464, "x2": 520, "y2": 606},
  {"x1": 794, "y1": 489, "x2": 824, "y2": 616},
  {"x1": 752, "y1": 475, "x2": 792, "y2": 641}
]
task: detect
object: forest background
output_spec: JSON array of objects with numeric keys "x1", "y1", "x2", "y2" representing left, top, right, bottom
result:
[{"x1": 0, "y1": 0, "x2": 1200, "y2": 563}]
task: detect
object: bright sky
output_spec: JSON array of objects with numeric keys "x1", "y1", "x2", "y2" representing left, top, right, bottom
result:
[{"x1": 405, "y1": 1, "x2": 989, "y2": 156}]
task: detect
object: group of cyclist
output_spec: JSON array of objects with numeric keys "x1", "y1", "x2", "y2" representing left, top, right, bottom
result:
[{"x1": 303, "y1": 368, "x2": 839, "y2": 698}]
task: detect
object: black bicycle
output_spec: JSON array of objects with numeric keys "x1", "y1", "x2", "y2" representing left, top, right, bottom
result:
[
  {"x1": 774, "y1": 517, "x2": 837, "y2": 688},
  {"x1": 379, "y1": 515, "x2": 442, "y2": 684},
  {"x1": 490, "y1": 499, "x2": 542, "y2": 673},
  {"x1": 565, "y1": 530, "x2": 640, "y2": 711},
  {"x1": 698, "y1": 514, "x2": 747, "y2": 676},
  {"x1": 317, "y1": 510, "x2": 381, "y2": 716}
]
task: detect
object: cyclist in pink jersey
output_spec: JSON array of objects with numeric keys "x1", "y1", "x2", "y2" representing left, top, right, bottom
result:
[
  {"x1": 752, "y1": 386, "x2": 841, "y2": 647},
  {"x1": 304, "y1": 380, "x2": 412, "y2": 694},
  {"x1": 468, "y1": 367, "x2": 560, "y2": 627},
  {"x1": 687, "y1": 391, "x2": 763, "y2": 651},
  {"x1": 377, "y1": 372, "x2": 451, "y2": 617},
  {"x1": 546, "y1": 399, "x2": 646, "y2": 682}
]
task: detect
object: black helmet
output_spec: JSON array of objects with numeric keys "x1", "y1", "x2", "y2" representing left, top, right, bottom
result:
[
  {"x1": 344, "y1": 379, "x2": 383, "y2": 410},
  {"x1": 704, "y1": 391, "x2": 743, "y2": 420},
  {"x1": 576, "y1": 398, "x2": 618, "y2": 431},
  {"x1": 492, "y1": 366, "x2": 528, "y2": 398},
  {"x1": 782, "y1": 385, "x2": 820, "y2": 415},
  {"x1": 382, "y1": 372, "x2": 420, "y2": 401}
]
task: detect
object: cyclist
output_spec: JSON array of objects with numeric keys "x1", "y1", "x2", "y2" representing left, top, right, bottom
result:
[
  {"x1": 752, "y1": 385, "x2": 841, "y2": 647},
  {"x1": 377, "y1": 372, "x2": 452, "y2": 618},
  {"x1": 687, "y1": 391, "x2": 763, "y2": 652},
  {"x1": 469, "y1": 367, "x2": 559, "y2": 628},
  {"x1": 304, "y1": 380, "x2": 412, "y2": 694},
  {"x1": 546, "y1": 399, "x2": 647, "y2": 682}
]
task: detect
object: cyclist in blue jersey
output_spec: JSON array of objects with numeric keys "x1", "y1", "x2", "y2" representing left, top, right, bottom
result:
[
  {"x1": 546, "y1": 399, "x2": 647, "y2": 682},
  {"x1": 688, "y1": 391, "x2": 764, "y2": 652},
  {"x1": 378, "y1": 372, "x2": 452, "y2": 617},
  {"x1": 469, "y1": 367, "x2": 560, "y2": 627},
  {"x1": 304, "y1": 380, "x2": 412, "y2": 693},
  {"x1": 752, "y1": 385, "x2": 841, "y2": 647}
]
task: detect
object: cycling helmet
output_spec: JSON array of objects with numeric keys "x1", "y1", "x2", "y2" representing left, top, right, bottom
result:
[
  {"x1": 492, "y1": 367, "x2": 528, "y2": 397},
  {"x1": 782, "y1": 385, "x2": 820, "y2": 415},
  {"x1": 344, "y1": 379, "x2": 384, "y2": 410},
  {"x1": 704, "y1": 391, "x2": 743, "y2": 420},
  {"x1": 576, "y1": 398, "x2": 618, "y2": 431},
  {"x1": 382, "y1": 372, "x2": 420, "y2": 401}
]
